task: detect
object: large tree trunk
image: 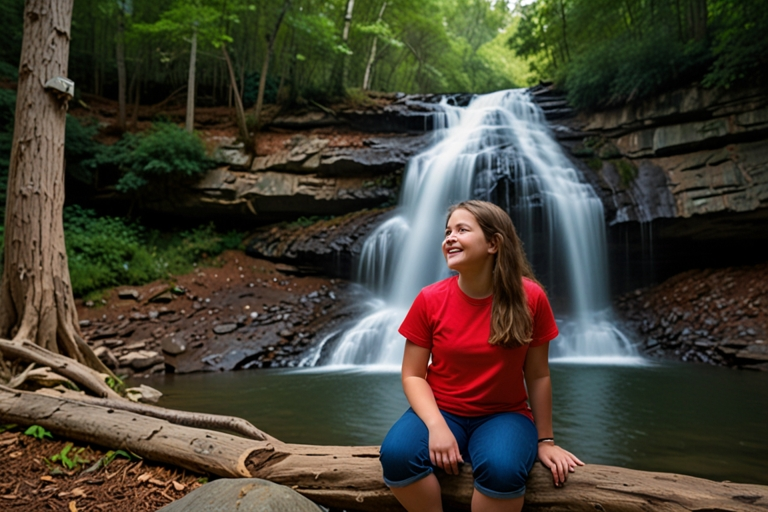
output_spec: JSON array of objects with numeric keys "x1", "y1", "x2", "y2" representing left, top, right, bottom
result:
[
  {"x1": 185, "y1": 28, "x2": 198, "y2": 133},
  {"x1": 0, "y1": 0, "x2": 109, "y2": 378},
  {"x1": 1, "y1": 387, "x2": 766, "y2": 512}
]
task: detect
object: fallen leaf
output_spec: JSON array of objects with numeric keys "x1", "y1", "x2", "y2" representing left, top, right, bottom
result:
[
  {"x1": 71, "y1": 487, "x2": 87, "y2": 498},
  {"x1": 69, "y1": 501, "x2": 78, "y2": 512},
  {"x1": 8, "y1": 450, "x2": 22, "y2": 459},
  {"x1": 171, "y1": 481, "x2": 186, "y2": 491},
  {"x1": 137, "y1": 472, "x2": 153, "y2": 483},
  {"x1": 40, "y1": 476, "x2": 54, "y2": 482},
  {"x1": 148, "y1": 478, "x2": 165, "y2": 486}
]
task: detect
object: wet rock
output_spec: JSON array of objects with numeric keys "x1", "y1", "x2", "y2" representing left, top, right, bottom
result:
[
  {"x1": 126, "y1": 384, "x2": 163, "y2": 403},
  {"x1": 213, "y1": 323, "x2": 238, "y2": 335},
  {"x1": 120, "y1": 350, "x2": 164, "y2": 370},
  {"x1": 102, "y1": 338, "x2": 124, "y2": 348},
  {"x1": 161, "y1": 337, "x2": 187, "y2": 356},
  {"x1": 79, "y1": 319, "x2": 91, "y2": 328},
  {"x1": 94, "y1": 346, "x2": 119, "y2": 369}
]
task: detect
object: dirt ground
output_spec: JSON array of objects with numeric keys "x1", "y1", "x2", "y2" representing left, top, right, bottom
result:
[
  {"x1": 1, "y1": 249, "x2": 358, "y2": 511},
  {"x1": 0, "y1": 431, "x2": 203, "y2": 511}
]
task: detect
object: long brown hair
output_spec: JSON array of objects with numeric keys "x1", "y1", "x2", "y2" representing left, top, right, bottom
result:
[{"x1": 447, "y1": 200, "x2": 539, "y2": 348}]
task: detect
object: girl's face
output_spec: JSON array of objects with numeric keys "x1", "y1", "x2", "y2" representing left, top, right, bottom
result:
[{"x1": 443, "y1": 208, "x2": 497, "y2": 273}]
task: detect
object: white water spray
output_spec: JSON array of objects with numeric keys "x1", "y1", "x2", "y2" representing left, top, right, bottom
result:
[{"x1": 324, "y1": 90, "x2": 639, "y2": 367}]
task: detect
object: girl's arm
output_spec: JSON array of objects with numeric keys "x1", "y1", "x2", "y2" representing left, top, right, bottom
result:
[
  {"x1": 524, "y1": 344, "x2": 584, "y2": 486},
  {"x1": 402, "y1": 340, "x2": 463, "y2": 475}
]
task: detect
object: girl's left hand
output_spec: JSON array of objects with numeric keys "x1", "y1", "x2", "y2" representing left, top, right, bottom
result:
[{"x1": 537, "y1": 443, "x2": 584, "y2": 487}]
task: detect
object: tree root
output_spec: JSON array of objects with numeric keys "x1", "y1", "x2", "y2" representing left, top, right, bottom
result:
[{"x1": 0, "y1": 339, "x2": 120, "y2": 399}]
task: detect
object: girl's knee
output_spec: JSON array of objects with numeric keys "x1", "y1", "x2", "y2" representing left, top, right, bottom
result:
[{"x1": 472, "y1": 456, "x2": 531, "y2": 496}]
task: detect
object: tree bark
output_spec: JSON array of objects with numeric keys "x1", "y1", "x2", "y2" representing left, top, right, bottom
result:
[
  {"x1": 687, "y1": 0, "x2": 707, "y2": 41},
  {"x1": 185, "y1": 28, "x2": 198, "y2": 133},
  {"x1": 116, "y1": 8, "x2": 127, "y2": 130},
  {"x1": 0, "y1": 0, "x2": 109, "y2": 378},
  {"x1": 1, "y1": 387, "x2": 766, "y2": 512},
  {"x1": 362, "y1": 2, "x2": 386, "y2": 91}
]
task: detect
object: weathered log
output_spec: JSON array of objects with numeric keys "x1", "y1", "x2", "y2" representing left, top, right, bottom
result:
[
  {"x1": 1, "y1": 387, "x2": 766, "y2": 512},
  {"x1": 35, "y1": 387, "x2": 270, "y2": 441}
]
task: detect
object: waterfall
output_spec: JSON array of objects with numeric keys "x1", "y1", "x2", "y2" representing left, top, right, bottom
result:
[{"x1": 323, "y1": 89, "x2": 639, "y2": 367}]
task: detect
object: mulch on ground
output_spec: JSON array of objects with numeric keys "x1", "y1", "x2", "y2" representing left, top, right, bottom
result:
[{"x1": 0, "y1": 431, "x2": 203, "y2": 511}]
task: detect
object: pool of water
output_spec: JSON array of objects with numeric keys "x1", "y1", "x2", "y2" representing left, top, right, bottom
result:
[{"x1": 138, "y1": 361, "x2": 768, "y2": 486}]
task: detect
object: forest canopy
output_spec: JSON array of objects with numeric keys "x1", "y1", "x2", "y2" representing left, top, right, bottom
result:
[{"x1": 510, "y1": 0, "x2": 768, "y2": 108}]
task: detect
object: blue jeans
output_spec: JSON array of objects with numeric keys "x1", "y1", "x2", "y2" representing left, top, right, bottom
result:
[{"x1": 380, "y1": 408, "x2": 538, "y2": 499}]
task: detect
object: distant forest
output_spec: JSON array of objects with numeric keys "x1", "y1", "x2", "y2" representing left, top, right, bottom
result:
[{"x1": 1, "y1": 0, "x2": 766, "y2": 109}]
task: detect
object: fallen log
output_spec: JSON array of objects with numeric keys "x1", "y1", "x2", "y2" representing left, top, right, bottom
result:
[{"x1": 1, "y1": 387, "x2": 766, "y2": 512}]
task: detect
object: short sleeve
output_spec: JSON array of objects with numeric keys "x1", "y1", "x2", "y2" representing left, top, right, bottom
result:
[
  {"x1": 529, "y1": 286, "x2": 558, "y2": 347},
  {"x1": 398, "y1": 291, "x2": 433, "y2": 350}
]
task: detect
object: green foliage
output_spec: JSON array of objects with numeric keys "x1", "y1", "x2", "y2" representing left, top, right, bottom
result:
[
  {"x1": 242, "y1": 70, "x2": 279, "y2": 107},
  {"x1": 0, "y1": 424, "x2": 17, "y2": 433},
  {"x1": 65, "y1": 115, "x2": 100, "y2": 185},
  {"x1": 47, "y1": 443, "x2": 90, "y2": 471},
  {"x1": 90, "y1": 123, "x2": 213, "y2": 193},
  {"x1": 509, "y1": 0, "x2": 768, "y2": 109},
  {"x1": 0, "y1": 87, "x2": 15, "y2": 221},
  {"x1": 24, "y1": 425, "x2": 53, "y2": 440},
  {"x1": 614, "y1": 159, "x2": 638, "y2": 188},
  {"x1": 62, "y1": 205, "x2": 243, "y2": 297}
]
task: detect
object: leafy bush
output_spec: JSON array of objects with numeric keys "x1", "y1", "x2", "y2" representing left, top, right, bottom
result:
[
  {"x1": 90, "y1": 122, "x2": 213, "y2": 193},
  {"x1": 65, "y1": 115, "x2": 100, "y2": 185},
  {"x1": 63, "y1": 205, "x2": 243, "y2": 297},
  {"x1": 242, "y1": 70, "x2": 279, "y2": 107}
]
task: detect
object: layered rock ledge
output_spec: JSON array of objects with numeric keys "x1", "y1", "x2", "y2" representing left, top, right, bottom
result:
[{"x1": 537, "y1": 84, "x2": 768, "y2": 227}]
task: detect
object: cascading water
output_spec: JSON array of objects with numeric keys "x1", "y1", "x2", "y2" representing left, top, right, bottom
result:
[{"x1": 321, "y1": 89, "x2": 639, "y2": 367}]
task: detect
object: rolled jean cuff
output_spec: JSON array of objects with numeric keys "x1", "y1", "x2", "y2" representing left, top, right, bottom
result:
[
  {"x1": 474, "y1": 481, "x2": 526, "y2": 500},
  {"x1": 383, "y1": 467, "x2": 433, "y2": 488}
]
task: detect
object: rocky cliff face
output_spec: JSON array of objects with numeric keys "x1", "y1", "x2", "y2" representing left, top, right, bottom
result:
[
  {"x1": 537, "y1": 84, "x2": 768, "y2": 228},
  {"x1": 137, "y1": 94, "x2": 456, "y2": 224}
]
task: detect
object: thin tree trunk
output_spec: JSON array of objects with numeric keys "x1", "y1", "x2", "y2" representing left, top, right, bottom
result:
[
  {"x1": 116, "y1": 9, "x2": 127, "y2": 130},
  {"x1": 688, "y1": 0, "x2": 707, "y2": 41},
  {"x1": 221, "y1": 45, "x2": 250, "y2": 150},
  {"x1": 2, "y1": 387, "x2": 767, "y2": 512},
  {"x1": 0, "y1": 0, "x2": 109, "y2": 377},
  {"x1": 335, "y1": 0, "x2": 355, "y2": 96},
  {"x1": 558, "y1": 0, "x2": 570, "y2": 61},
  {"x1": 185, "y1": 28, "x2": 198, "y2": 133},
  {"x1": 254, "y1": 0, "x2": 290, "y2": 135},
  {"x1": 362, "y1": 2, "x2": 386, "y2": 91}
]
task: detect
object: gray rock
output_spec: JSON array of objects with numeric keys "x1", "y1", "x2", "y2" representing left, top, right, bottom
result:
[
  {"x1": 79, "y1": 319, "x2": 91, "y2": 328},
  {"x1": 161, "y1": 337, "x2": 187, "y2": 355},
  {"x1": 213, "y1": 323, "x2": 238, "y2": 335},
  {"x1": 120, "y1": 350, "x2": 164, "y2": 370},
  {"x1": 118, "y1": 289, "x2": 140, "y2": 300},
  {"x1": 94, "y1": 346, "x2": 119, "y2": 369},
  {"x1": 157, "y1": 478, "x2": 323, "y2": 512}
]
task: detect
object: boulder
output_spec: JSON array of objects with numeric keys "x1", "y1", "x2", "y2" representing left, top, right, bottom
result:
[
  {"x1": 148, "y1": 478, "x2": 323, "y2": 512},
  {"x1": 119, "y1": 350, "x2": 164, "y2": 370}
]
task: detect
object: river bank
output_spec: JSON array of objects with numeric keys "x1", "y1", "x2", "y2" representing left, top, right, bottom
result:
[
  {"x1": 75, "y1": 250, "x2": 365, "y2": 379},
  {"x1": 616, "y1": 262, "x2": 768, "y2": 370}
]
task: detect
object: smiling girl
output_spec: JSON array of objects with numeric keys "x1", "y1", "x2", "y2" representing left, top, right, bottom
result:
[{"x1": 380, "y1": 200, "x2": 582, "y2": 512}]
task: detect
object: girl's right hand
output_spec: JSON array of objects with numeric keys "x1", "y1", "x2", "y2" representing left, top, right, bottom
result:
[{"x1": 428, "y1": 423, "x2": 463, "y2": 475}]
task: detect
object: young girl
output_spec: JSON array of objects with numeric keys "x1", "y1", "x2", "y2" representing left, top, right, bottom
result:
[{"x1": 380, "y1": 200, "x2": 583, "y2": 512}]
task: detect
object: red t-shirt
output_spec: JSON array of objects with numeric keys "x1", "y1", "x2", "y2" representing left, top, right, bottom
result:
[{"x1": 398, "y1": 275, "x2": 558, "y2": 420}]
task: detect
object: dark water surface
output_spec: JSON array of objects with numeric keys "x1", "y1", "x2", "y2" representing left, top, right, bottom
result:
[{"x1": 139, "y1": 362, "x2": 768, "y2": 485}]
